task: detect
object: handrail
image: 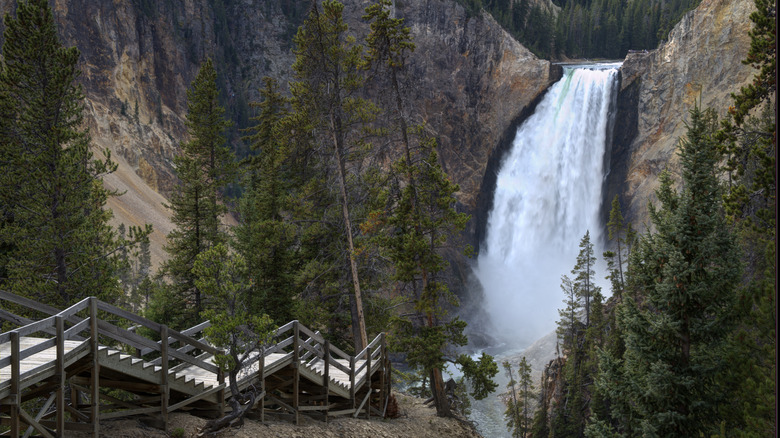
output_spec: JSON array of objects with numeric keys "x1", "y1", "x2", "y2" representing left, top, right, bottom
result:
[{"x1": 1, "y1": 292, "x2": 390, "y2": 425}]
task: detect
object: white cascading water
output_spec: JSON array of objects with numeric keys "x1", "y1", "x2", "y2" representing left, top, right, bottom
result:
[{"x1": 475, "y1": 64, "x2": 620, "y2": 350}]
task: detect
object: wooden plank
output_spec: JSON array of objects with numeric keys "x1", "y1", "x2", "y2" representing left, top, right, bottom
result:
[
  {"x1": 167, "y1": 383, "x2": 226, "y2": 412},
  {"x1": 182, "y1": 320, "x2": 211, "y2": 336},
  {"x1": 71, "y1": 376, "x2": 162, "y2": 393},
  {"x1": 266, "y1": 394, "x2": 296, "y2": 415},
  {"x1": 365, "y1": 347, "x2": 372, "y2": 419},
  {"x1": 100, "y1": 406, "x2": 159, "y2": 420},
  {"x1": 22, "y1": 392, "x2": 56, "y2": 438},
  {"x1": 169, "y1": 351, "x2": 211, "y2": 373},
  {"x1": 90, "y1": 298, "x2": 100, "y2": 437},
  {"x1": 10, "y1": 331, "x2": 20, "y2": 437},
  {"x1": 0, "y1": 310, "x2": 51, "y2": 335},
  {"x1": 328, "y1": 408, "x2": 356, "y2": 416},
  {"x1": 38, "y1": 420, "x2": 94, "y2": 432},
  {"x1": 56, "y1": 317, "x2": 65, "y2": 436},
  {"x1": 63, "y1": 402, "x2": 89, "y2": 422},
  {"x1": 323, "y1": 340, "x2": 330, "y2": 423},
  {"x1": 17, "y1": 408, "x2": 54, "y2": 438},
  {"x1": 16, "y1": 338, "x2": 56, "y2": 362},
  {"x1": 275, "y1": 321, "x2": 295, "y2": 337},
  {"x1": 57, "y1": 298, "x2": 91, "y2": 320},
  {"x1": 160, "y1": 324, "x2": 169, "y2": 430},
  {"x1": 297, "y1": 405, "x2": 328, "y2": 411},
  {"x1": 0, "y1": 291, "x2": 58, "y2": 316},
  {"x1": 64, "y1": 318, "x2": 90, "y2": 339},
  {"x1": 18, "y1": 382, "x2": 57, "y2": 402},
  {"x1": 97, "y1": 301, "x2": 161, "y2": 333},
  {"x1": 96, "y1": 319, "x2": 159, "y2": 352},
  {"x1": 14, "y1": 317, "x2": 54, "y2": 338},
  {"x1": 258, "y1": 346, "x2": 265, "y2": 423},
  {"x1": 167, "y1": 330, "x2": 219, "y2": 355},
  {"x1": 142, "y1": 326, "x2": 217, "y2": 357},
  {"x1": 293, "y1": 322, "x2": 300, "y2": 426},
  {"x1": 296, "y1": 324, "x2": 324, "y2": 344},
  {"x1": 353, "y1": 390, "x2": 372, "y2": 418}
]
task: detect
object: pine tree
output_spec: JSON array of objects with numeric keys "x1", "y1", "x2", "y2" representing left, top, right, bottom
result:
[
  {"x1": 619, "y1": 106, "x2": 741, "y2": 436},
  {"x1": 160, "y1": 58, "x2": 235, "y2": 328},
  {"x1": 363, "y1": 3, "x2": 496, "y2": 415},
  {"x1": 603, "y1": 195, "x2": 630, "y2": 297},
  {"x1": 503, "y1": 360, "x2": 523, "y2": 438},
  {"x1": 714, "y1": 0, "x2": 776, "y2": 432},
  {"x1": 0, "y1": 0, "x2": 148, "y2": 308},
  {"x1": 572, "y1": 230, "x2": 599, "y2": 327},
  {"x1": 387, "y1": 126, "x2": 496, "y2": 417},
  {"x1": 518, "y1": 357, "x2": 535, "y2": 438},
  {"x1": 290, "y1": 0, "x2": 377, "y2": 351},
  {"x1": 193, "y1": 243, "x2": 275, "y2": 432},
  {"x1": 234, "y1": 77, "x2": 297, "y2": 325},
  {"x1": 556, "y1": 274, "x2": 581, "y2": 355}
]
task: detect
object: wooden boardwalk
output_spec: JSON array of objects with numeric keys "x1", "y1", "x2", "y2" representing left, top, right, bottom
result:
[{"x1": 0, "y1": 291, "x2": 390, "y2": 437}]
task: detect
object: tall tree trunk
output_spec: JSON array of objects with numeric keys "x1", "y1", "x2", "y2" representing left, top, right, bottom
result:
[{"x1": 330, "y1": 113, "x2": 367, "y2": 351}]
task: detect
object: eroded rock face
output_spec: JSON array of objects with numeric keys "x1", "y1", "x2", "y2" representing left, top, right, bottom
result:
[
  {"x1": 398, "y1": 1, "x2": 555, "y2": 221},
  {"x1": 0, "y1": 0, "x2": 554, "y2": 268},
  {"x1": 608, "y1": 0, "x2": 755, "y2": 228}
]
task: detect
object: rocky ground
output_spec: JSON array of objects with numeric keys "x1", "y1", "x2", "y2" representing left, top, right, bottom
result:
[{"x1": 69, "y1": 393, "x2": 483, "y2": 438}]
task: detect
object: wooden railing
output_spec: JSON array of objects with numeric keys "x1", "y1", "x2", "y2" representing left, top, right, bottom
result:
[
  {"x1": 0, "y1": 291, "x2": 391, "y2": 435},
  {"x1": 0, "y1": 291, "x2": 225, "y2": 436}
]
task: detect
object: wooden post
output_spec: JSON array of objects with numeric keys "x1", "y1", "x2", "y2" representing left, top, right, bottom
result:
[
  {"x1": 160, "y1": 324, "x2": 169, "y2": 431},
  {"x1": 292, "y1": 321, "x2": 300, "y2": 425},
  {"x1": 365, "y1": 347, "x2": 372, "y2": 419},
  {"x1": 10, "y1": 331, "x2": 20, "y2": 437},
  {"x1": 56, "y1": 316, "x2": 66, "y2": 436},
  {"x1": 258, "y1": 347, "x2": 265, "y2": 423},
  {"x1": 349, "y1": 356, "x2": 356, "y2": 411},
  {"x1": 323, "y1": 340, "x2": 330, "y2": 423},
  {"x1": 379, "y1": 334, "x2": 386, "y2": 418},
  {"x1": 89, "y1": 297, "x2": 100, "y2": 437},
  {"x1": 217, "y1": 368, "x2": 225, "y2": 418}
]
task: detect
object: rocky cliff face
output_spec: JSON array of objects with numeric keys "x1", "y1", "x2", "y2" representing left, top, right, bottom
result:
[
  {"x1": 0, "y1": 0, "x2": 554, "y2": 267},
  {"x1": 607, "y1": 0, "x2": 755, "y2": 228}
]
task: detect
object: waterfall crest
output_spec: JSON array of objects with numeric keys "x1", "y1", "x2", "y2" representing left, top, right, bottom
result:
[{"x1": 474, "y1": 64, "x2": 620, "y2": 348}]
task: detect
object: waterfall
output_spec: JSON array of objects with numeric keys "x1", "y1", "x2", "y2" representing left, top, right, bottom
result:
[{"x1": 474, "y1": 64, "x2": 620, "y2": 349}]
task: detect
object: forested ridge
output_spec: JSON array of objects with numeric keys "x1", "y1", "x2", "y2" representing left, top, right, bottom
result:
[{"x1": 458, "y1": 0, "x2": 701, "y2": 58}]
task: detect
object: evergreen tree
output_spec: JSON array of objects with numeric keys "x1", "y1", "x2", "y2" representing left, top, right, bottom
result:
[
  {"x1": 503, "y1": 360, "x2": 523, "y2": 438},
  {"x1": 234, "y1": 77, "x2": 298, "y2": 325},
  {"x1": 572, "y1": 230, "x2": 599, "y2": 327},
  {"x1": 160, "y1": 58, "x2": 235, "y2": 328},
  {"x1": 618, "y1": 106, "x2": 741, "y2": 436},
  {"x1": 504, "y1": 356, "x2": 535, "y2": 438},
  {"x1": 386, "y1": 126, "x2": 496, "y2": 417},
  {"x1": 0, "y1": 0, "x2": 148, "y2": 308},
  {"x1": 714, "y1": 0, "x2": 775, "y2": 432},
  {"x1": 290, "y1": 0, "x2": 376, "y2": 350},
  {"x1": 556, "y1": 274, "x2": 581, "y2": 355},
  {"x1": 603, "y1": 196, "x2": 630, "y2": 297},
  {"x1": 363, "y1": 2, "x2": 496, "y2": 416},
  {"x1": 193, "y1": 243, "x2": 275, "y2": 432}
]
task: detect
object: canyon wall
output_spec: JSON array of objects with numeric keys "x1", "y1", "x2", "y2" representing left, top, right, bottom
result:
[
  {"x1": 0, "y1": 0, "x2": 555, "y2": 268},
  {"x1": 608, "y1": 0, "x2": 756, "y2": 229}
]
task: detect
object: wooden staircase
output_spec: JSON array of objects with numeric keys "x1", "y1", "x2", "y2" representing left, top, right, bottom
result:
[{"x1": 0, "y1": 291, "x2": 391, "y2": 437}]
